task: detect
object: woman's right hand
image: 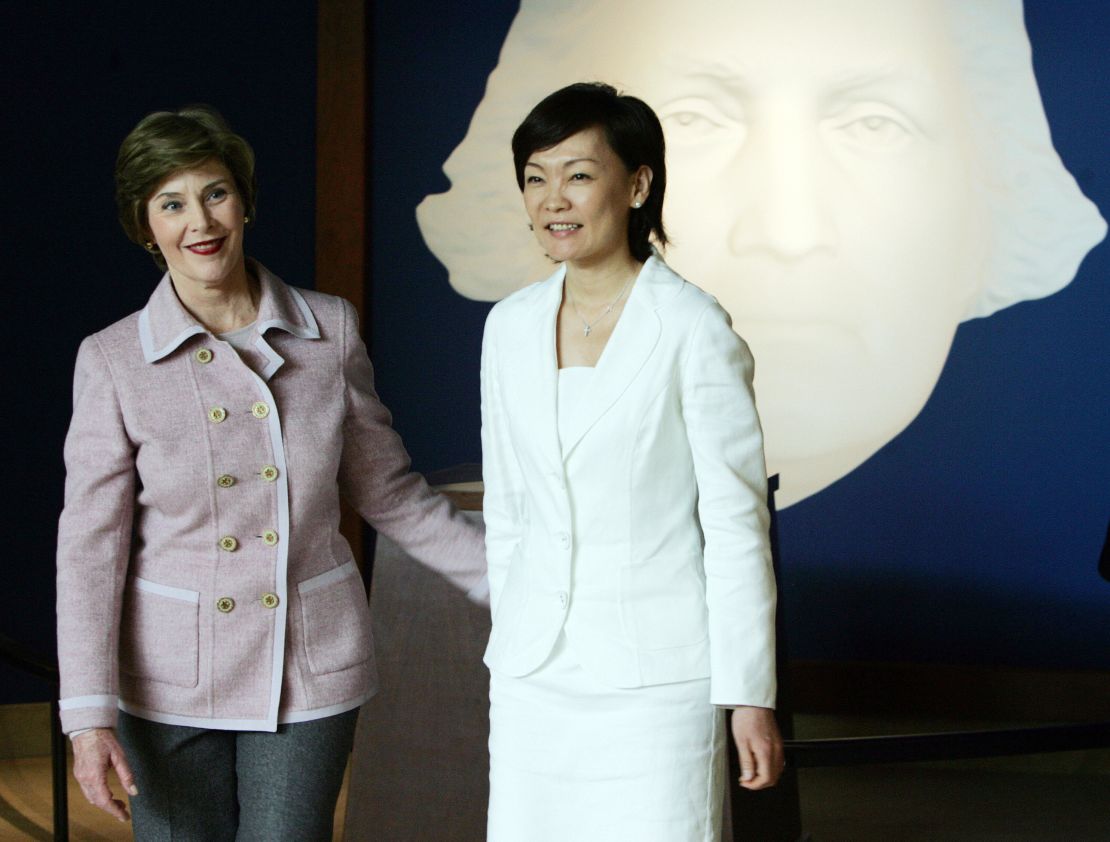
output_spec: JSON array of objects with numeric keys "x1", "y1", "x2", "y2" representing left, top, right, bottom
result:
[{"x1": 72, "y1": 728, "x2": 138, "y2": 822}]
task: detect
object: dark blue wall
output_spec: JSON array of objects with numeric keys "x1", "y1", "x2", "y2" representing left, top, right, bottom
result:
[
  {"x1": 2, "y1": 3, "x2": 316, "y2": 704},
  {"x1": 368, "y1": 0, "x2": 1110, "y2": 671},
  {"x1": 5, "y1": 0, "x2": 1106, "y2": 709}
]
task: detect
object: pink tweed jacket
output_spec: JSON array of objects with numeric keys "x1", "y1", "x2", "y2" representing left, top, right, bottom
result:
[{"x1": 56, "y1": 261, "x2": 486, "y2": 733}]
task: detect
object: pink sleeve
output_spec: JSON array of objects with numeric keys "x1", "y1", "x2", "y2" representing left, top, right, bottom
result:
[
  {"x1": 56, "y1": 336, "x2": 136, "y2": 733},
  {"x1": 335, "y1": 299, "x2": 487, "y2": 598}
]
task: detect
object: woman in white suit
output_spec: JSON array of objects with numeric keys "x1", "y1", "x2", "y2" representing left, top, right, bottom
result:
[{"x1": 481, "y1": 82, "x2": 784, "y2": 841}]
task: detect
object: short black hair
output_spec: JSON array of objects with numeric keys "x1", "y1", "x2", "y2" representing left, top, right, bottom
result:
[{"x1": 512, "y1": 82, "x2": 667, "y2": 262}]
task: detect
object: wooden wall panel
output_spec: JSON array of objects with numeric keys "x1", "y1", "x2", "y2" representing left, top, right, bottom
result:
[{"x1": 317, "y1": 0, "x2": 367, "y2": 566}]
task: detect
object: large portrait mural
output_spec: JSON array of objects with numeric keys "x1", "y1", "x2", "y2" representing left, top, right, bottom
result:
[{"x1": 416, "y1": 0, "x2": 1105, "y2": 508}]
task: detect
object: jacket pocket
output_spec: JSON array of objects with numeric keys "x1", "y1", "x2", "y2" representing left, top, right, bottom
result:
[
  {"x1": 119, "y1": 577, "x2": 200, "y2": 688},
  {"x1": 622, "y1": 555, "x2": 708, "y2": 651},
  {"x1": 298, "y1": 561, "x2": 371, "y2": 675}
]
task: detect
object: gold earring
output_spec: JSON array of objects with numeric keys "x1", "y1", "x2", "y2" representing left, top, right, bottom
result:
[
  {"x1": 243, "y1": 215, "x2": 250, "y2": 224},
  {"x1": 144, "y1": 241, "x2": 158, "y2": 252}
]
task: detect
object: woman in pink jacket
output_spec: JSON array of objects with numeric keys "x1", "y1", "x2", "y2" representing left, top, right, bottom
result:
[{"x1": 56, "y1": 105, "x2": 486, "y2": 840}]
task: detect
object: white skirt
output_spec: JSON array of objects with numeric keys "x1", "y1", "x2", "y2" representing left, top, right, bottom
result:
[{"x1": 488, "y1": 634, "x2": 726, "y2": 842}]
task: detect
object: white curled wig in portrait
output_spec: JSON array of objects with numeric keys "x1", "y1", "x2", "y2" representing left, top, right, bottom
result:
[
  {"x1": 946, "y1": 1, "x2": 1105, "y2": 318},
  {"x1": 417, "y1": 0, "x2": 1105, "y2": 507}
]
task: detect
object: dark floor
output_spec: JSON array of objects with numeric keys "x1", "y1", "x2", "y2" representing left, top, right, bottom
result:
[
  {"x1": 797, "y1": 763, "x2": 1109, "y2": 841},
  {"x1": 2, "y1": 712, "x2": 1107, "y2": 840},
  {"x1": 790, "y1": 714, "x2": 1110, "y2": 842}
]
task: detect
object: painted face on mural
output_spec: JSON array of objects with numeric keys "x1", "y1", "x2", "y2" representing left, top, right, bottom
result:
[
  {"x1": 642, "y1": 0, "x2": 990, "y2": 503},
  {"x1": 416, "y1": 0, "x2": 1106, "y2": 507}
]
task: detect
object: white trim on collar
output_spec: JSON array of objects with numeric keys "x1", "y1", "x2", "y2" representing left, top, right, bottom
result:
[
  {"x1": 257, "y1": 286, "x2": 320, "y2": 340},
  {"x1": 138, "y1": 279, "x2": 320, "y2": 365},
  {"x1": 138, "y1": 306, "x2": 205, "y2": 364}
]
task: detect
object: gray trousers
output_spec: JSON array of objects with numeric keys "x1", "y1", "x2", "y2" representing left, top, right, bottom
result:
[{"x1": 117, "y1": 708, "x2": 359, "y2": 842}]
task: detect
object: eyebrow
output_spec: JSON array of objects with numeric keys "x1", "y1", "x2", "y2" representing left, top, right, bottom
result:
[
  {"x1": 670, "y1": 55, "x2": 932, "y2": 98},
  {"x1": 153, "y1": 178, "x2": 230, "y2": 200}
]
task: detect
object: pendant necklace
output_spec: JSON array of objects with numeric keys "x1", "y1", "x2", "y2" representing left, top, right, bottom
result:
[{"x1": 566, "y1": 272, "x2": 635, "y2": 338}]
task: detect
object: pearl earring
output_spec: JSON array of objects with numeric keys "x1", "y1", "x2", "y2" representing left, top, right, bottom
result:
[{"x1": 632, "y1": 201, "x2": 642, "y2": 209}]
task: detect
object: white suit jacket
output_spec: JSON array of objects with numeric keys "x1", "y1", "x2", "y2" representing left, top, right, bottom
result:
[{"x1": 481, "y1": 255, "x2": 777, "y2": 708}]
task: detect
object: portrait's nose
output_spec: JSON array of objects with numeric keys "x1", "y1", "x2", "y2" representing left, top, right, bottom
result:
[{"x1": 727, "y1": 110, "x2": 833, "y2": 259}]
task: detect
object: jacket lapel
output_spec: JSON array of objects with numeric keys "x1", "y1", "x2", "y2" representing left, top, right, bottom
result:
[
  {"x1": 250, "y1": 262, "x2": 321, "y2": 381},
  {"x1": 504, "y1": 267, "x2": 564, "y2": 472},
  {"x1": 558, "y1": 258, "x2": 672, "y2": 460}
]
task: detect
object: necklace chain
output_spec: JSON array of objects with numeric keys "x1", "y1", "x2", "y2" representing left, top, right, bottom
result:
[{"x1": 566, "y1": 273, "x2": 635, "y2": 338}]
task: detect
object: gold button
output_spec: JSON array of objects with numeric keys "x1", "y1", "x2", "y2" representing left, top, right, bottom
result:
[
  {"x1": 208, "y1": 406, "x2": 227, "y2": 423},
  {"x1": 195, "y1": 348, "x2": 213, "y2": 364},
  {"x1": 261, "y1": 592, "x2": 280, "y2": 609},
  {"x1": 251, "y1": 402, "x2": 270, "y2": 419},
  {"x1": 219, "y1": 536, "x2": 239, "y2": 552},
  {"x1": 261, "y1": 530, "x2": 279, "y2": 547},
  {"x1": 260, "y1": 465, "x2": 279, "y2": 482},
  {"x1": 216, "y1": 597, "x2": 235, "y2": 613},
  {"x1": 216, "y1": 474, "x2": 235, "y2": 489}
]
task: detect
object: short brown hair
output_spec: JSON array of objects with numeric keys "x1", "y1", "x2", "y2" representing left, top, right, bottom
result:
[{"x1": 115, "y1": 105, "x2": 257, "y2": 268}]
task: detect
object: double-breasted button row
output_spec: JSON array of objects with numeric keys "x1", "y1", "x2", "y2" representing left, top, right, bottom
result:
[
  {"x1": 215, "y1": 593, "x2": 280, "y2": 613},
  {"x1": 207, "y1": 402, "x2": 272, "y2": 423},
  {"x1": 215, "y1": 465, "x2": 278, "y2": 489},
  {"x1": 218, "y1": 531, "x2": 278, "y2": 551}
]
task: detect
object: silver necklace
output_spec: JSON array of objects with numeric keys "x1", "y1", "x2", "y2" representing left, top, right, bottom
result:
[{"x1": 566, "y1": 273, "x2": 635, "y2": 337}]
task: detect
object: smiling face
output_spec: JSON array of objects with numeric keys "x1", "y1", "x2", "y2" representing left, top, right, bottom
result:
[
  {"x1": 145, "y1": 160, "x2": 247, "y2": 292},
  {"x1": 521, "y1": 127, "x2": 647, "y2": 272}
]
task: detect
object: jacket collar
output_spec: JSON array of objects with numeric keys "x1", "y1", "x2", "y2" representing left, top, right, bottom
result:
[
  {"x1": 521, "y1": 252, "x2": 684, "y2": 321},
  {"x1": 138, "y1": 259, "x2": 320, "y2": 370}
]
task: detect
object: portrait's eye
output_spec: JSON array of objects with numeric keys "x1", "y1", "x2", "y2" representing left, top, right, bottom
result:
[
  {"x1": 161, "y1": 200, "x2": 182, "y2": 212},
  {"x1": 828, "y1": 103, "x2": 917, "y2": 151},
  {"x1": 525, "y1": 174, "x2": 544, "y2": 186},
  {"x1": 569, "y1": 172, "x2": 592, "y2": 181},
  {"x1": 206, "y1": 187, "x2": 229, "y2": 202},
  {"x1": 839, "y1": 114, "x2": 909, "y2": 145},
  {"x1": 659, "y1": 97, "x2": 742, "y2": 145}
]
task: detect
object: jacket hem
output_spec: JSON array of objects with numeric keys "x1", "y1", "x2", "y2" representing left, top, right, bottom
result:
[{"x1": 118, "y1": 691, "x2": 372, "y2": 732}]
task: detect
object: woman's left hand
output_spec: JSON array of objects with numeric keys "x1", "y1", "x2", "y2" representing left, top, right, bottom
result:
[
  {"x1": 730, "y1": 705, "x2": 785, "y2": 790},
  {"x1": 72, "y1": 728, "x2": 138, "y2": 821}
]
